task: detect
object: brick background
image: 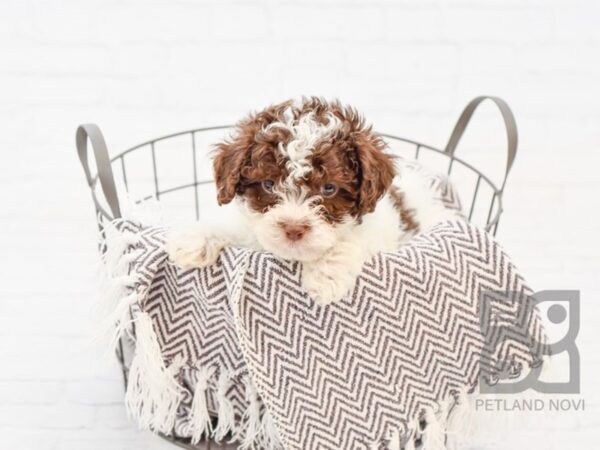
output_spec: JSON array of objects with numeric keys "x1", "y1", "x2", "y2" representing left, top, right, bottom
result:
[{"x1": 0, "y1": 0, "x2": 598, "y2": 448}]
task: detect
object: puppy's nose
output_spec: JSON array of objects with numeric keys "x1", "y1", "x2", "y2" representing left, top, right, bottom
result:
[{"x1": 280, "y1": 222, "x2": 311, "y2": 242}]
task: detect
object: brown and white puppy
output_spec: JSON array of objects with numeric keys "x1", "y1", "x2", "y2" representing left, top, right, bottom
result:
[{"x1": 167, "y1": 97, "x2": 456, "y2": 304}]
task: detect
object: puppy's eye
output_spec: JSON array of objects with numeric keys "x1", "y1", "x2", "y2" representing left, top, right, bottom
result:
[
  {"x1": 321, "y1": 183, "x2": 338, "y2": 197},
  {"x1": 262, "y1": 180, "x2": 275, "y2": 192}
]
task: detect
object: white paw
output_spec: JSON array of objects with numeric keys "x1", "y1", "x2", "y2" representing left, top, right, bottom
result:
[
  {"x1": 166, "y1": 227, "x2": 227, "y2": 269},
  {"x1": 302, "y1": 262, "x2": 356, "y2": 305}
]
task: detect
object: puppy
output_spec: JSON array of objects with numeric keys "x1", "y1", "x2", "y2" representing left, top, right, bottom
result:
[{"x1": 167, "y1": 97, "x2": 457, "y2": 304}]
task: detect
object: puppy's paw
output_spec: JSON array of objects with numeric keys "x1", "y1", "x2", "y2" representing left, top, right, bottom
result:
[
  {"x1": 166, "y1": 226, "x2": 227, "y2": 269},
  {"x1": 302, "y1": 262, "x2": 355, "y2": 305}
]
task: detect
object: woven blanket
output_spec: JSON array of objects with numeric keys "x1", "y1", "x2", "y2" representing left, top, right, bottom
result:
[{"x1": 101, "y1": 215, "x2": 546, "y2": 450}]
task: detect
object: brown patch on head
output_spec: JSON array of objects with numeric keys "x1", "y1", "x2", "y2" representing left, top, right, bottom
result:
[
  {"x1": 351, "y1": 124, "x2": 396, "y2": 216},
  {"x1": 313, "y1": 102, "x2": 396, "y2": 220},
  {"x1": 389, "y1": 185, "x2": 419, "y2": 232},
  {"x1": 304, "y1": 140, "x2": 360, "y2": 222},
  {"x1": 213, "y1": 101, "x2": 292, "y2": 207},
  {"x1": 213, "y1": 97, "x2": 396, "y2": 221},
  {"x1": 302, "y1": 99, "x2": 396, "y2": 221}
]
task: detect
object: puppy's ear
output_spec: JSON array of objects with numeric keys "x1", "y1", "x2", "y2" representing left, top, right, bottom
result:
[
  {"x1": 354, "y1": 130, "x2": 396, "y2": 215},
  {"x1": 213, "y1": 134, "x2": 252, "y2": 205}
]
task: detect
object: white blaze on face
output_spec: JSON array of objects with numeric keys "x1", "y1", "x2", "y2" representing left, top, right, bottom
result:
[
  {"x1": 266, "y1": 106, "x2": 342, "y2": 183},
  {"x1": 241, "y1": 190, "x2": 355, "y2": 262}
]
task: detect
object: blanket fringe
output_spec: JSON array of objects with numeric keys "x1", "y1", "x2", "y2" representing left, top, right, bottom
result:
[
  {"x1": 259, "y1": 409, "x2": 282, "y2": 450},
  {"x1": 239, "y1": 376, "x2": 263, "y2": 449},
  {"x1": 188, "y1": 365, "x2": 216, "y2": 444},
  {"x1": 382, "y1": 393, "x2": 468, "y2": 450},
  {"x1": 97, "y1": 219, "x2": 142, "y2": 351},
  {"x1": 213, "y1": 369, "x2": 236, "y2": 442},
  {"x1": 387, "y1": 428, "x2": 402, "y2": 450},
  {"x1": 445, "y1": 389, "x2": 474, "y2": 450},
  {"x1": 403, "y1": 428, "x2": 416, "y2": 450},
  {"x1": 100, "y1": 220, "x2": 139, "y2": 274},
  {"x1": 420, "y1": 403, "x2": 448, "y2": 450},
  {"x1": 106, "y1": 291, "x2": 139, "y2": 350},
  {"x1": 125, "y1": 312, "x2": 184, "y2": 435}
]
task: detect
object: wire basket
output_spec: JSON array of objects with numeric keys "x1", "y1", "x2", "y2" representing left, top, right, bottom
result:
[{"x1": 76, "y1": 96, "x2": 518, "y2": 450}]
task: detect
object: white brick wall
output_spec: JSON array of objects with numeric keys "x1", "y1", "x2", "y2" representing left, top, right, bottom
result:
[{"x1": 0, "y1": 0, "x2": 598, "y2": 448}]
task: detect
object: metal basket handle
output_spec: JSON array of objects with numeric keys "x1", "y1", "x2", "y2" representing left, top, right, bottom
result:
[
  {"x1": 444, "y1": 96, "x2": 518, "y2": 190},
  {"x1": 76, "y1": 124, "x2": 122, "y2": 219}
]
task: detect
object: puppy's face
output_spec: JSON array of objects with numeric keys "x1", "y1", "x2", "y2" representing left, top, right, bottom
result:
[{"x1": 213, "y1": 98, "x2": 395, "y2": 262}]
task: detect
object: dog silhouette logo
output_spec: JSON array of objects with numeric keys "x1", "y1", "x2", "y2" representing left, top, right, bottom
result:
[{"x1": 478, "y1": 290, "x2": 580, "y2": 395}]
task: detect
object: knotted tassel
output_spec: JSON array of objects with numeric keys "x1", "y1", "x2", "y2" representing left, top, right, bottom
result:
[
  {"x1": 403, "y1": 422, "x2": 417, "y2": 450},
  {"x1": 189, "y1": 365, "x2": 216, "y2": 444},
  {"x1": 404, "y1": 435, "x2": 416, "y2": 450},
  {"x1": 387, "y1": 428, "x2": 402, "y2": 450},
  {"x1": 421, "y1": 406, "x2": 447, "y2": 450},
  {"x1": 213, "y1": 369, "x2": 236, "y2": 442},
  {"x1": 125, "y1": 312, "x2": 184, "y2": 434},
  {"x1": 101, "y1": 224, "x2": 139, "y2": 276},
  {"x1": 445, "y1": 390, "x2": 474, "y2": 450},
  {"x1": 96, "y1": 221, "x2": 143, "y2": 352},
  {"x1": 239, "y1": 376, "x2": 262, "y2": 449},
  {"x1": 259, "y1": 409, "x2": 282, "y2": 450},
  {"x1": 107, "y1": 290, "x2": 139, "y2": 351}
]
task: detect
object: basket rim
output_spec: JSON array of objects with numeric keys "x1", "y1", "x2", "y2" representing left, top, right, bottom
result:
[{"x1": 90, "y1": 126, "x2": 503, "y2": 232}]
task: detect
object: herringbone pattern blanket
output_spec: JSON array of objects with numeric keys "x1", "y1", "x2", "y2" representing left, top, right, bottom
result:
[{"x1": 102, "y1": 216, "x2": 546, "y2": 450}]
